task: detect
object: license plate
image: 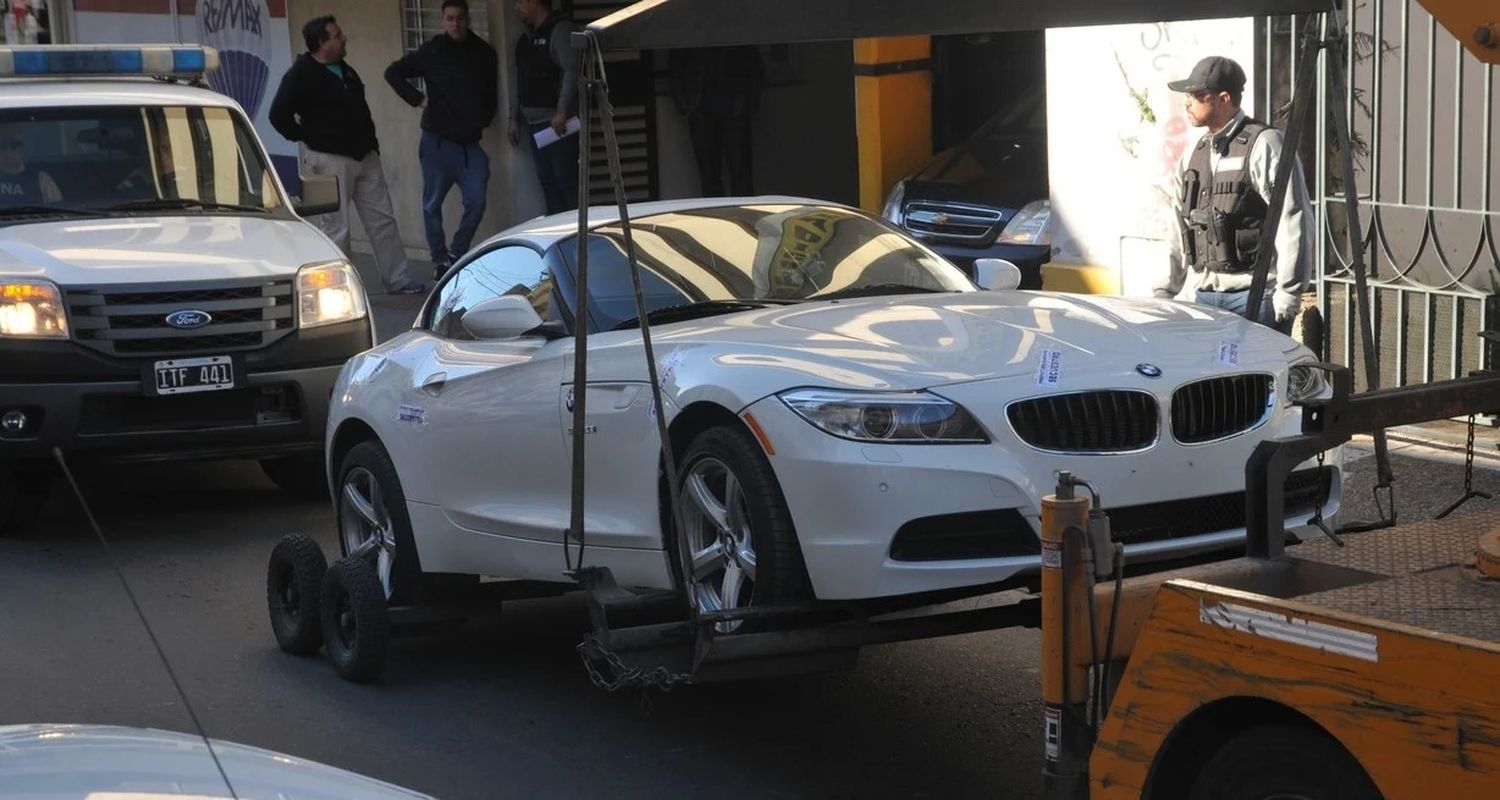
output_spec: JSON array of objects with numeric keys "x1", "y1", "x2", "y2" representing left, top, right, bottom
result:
[{"x1": 152, "y1": 355, "x2": 234, "y2": 395}]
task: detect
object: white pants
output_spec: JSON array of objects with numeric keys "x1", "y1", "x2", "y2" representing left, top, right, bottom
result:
[{"x1": 300, "y1": 148, "x2": 413, "y2": 291}]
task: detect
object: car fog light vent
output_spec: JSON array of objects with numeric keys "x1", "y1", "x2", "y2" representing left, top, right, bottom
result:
[{"x1": 890, "y1": 509, "x2": 1039, "y2": 561}]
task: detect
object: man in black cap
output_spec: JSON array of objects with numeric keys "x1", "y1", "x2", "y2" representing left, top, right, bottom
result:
[{"x1": 1154, "y1": 55, "x2": 1312, "y2": 334}]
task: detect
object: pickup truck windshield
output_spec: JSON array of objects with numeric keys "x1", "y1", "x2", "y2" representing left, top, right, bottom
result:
[{"x1": 0, "y1": 105, "x2": 284, "y2": 215}]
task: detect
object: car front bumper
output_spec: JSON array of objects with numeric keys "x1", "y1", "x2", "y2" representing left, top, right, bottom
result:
[{"x1": 740, "y1": 394, "x2": 1342, "y2": 601}]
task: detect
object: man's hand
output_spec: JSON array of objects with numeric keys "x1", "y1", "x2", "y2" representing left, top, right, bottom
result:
[
  {"x1": 550, "y1": 110, "x2": 568, "y2": 136},
  {"x1": 508, "y1": 120, "x2": 521, "y2": 147},
  {"x1": 1272, "y1": 290, "x2": 1300, "y2": 323}
]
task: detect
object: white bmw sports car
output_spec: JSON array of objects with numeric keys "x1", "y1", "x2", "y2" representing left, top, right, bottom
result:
[{"x1": 326, "y1": 198, "x2": 1339, "y2": 615}]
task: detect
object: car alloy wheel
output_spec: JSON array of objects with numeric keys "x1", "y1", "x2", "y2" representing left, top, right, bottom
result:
[
  {"x1": 677, "y1": 455, "x2": 758, "y2": 633},
  {"x1": 339, "y1": 466, "x2": 399, "y2": 601}
]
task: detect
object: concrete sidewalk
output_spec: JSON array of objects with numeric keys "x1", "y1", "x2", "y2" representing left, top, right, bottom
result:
[{"x1": 349, "y1": 251, "x2": 433, "y2": 343}]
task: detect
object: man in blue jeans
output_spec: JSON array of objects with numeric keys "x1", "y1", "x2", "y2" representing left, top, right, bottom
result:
[
  {"x1": 385, "y1": 0, "x2": 498, "y2": 279},
  {"x1": 509, "y1": 0, "x2": 578, "y2": 214}
]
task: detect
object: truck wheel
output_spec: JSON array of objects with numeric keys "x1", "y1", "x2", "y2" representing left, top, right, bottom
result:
[
  {"x1": 266, "y1": 533, "x2": 328, "y2": 655},
  {"x1": 320, "y1": 557, "x2": 390, "y2": 683},
  {"x1": 674, "y1": 425, "x2": 811, "y2": 633},
  {"x1": 260, "y1": 454, "x2": 330, "y2": 500},
  {"x1": 0, "y1": 469, "x2": 52, "y2": 537},
  {"x1": 1188, "y1": 723, "x2": 1381, "y2": 800}
]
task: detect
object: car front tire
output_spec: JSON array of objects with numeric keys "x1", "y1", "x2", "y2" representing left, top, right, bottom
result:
[
  {"x1": 674, "y1": 425, "x2": 811, "y2": 631},
  {"x1": 335, "y1": 440, "x2": 423, "y2": 605}
]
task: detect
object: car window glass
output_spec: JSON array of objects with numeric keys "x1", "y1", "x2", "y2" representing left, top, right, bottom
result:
[{"x1": 428, "y1": 246, "x2": 552, "y2": 340}]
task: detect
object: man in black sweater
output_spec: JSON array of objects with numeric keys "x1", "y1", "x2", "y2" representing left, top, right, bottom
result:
[
  {"x1": 270, "y1": 15, "x2": 420, "y2": 294},
  {"x1": 385, "y1": 0, "x2": 498, "y2": 279}
]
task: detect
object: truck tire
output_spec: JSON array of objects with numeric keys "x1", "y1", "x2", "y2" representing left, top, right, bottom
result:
[
  {"x1": 320, "y1": 557, "x2": 390, "y2": 683},
  {"x1": 1188, "y1": 723, "x2": 1381, "y2": 800},
  {"x1": 0, "y1": 469, "x2": 52, "y2": 537},
  {"x1": 266, "y1": 533, "x2": 328, "y2": 655},
  {"x1": 260, "y1": 454, "x2": 330, "y2": 500}
]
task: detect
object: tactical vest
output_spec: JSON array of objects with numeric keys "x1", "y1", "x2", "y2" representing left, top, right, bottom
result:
[
  {"x1": 0, "y1": 166, "x2": 44, "y2": 205},
  {"x1": 516, "y1": 15, "x2": 563, "y2": 109},
  {"x1": 1179, "y1": 117, "x2": 1270, "y2": 274}
]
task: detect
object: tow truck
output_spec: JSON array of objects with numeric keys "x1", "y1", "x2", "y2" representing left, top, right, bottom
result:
[{"x1": 0, "y1": 45, "x2": 371, "y2": 533}]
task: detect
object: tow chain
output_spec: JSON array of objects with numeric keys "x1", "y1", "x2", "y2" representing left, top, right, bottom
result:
[
  {"x1": 576, "y1": 634, "x2": 694, "y2": 694},
  {"x1": 1436, "y1": 413, "x2": 1492, "y2": 519},
  {"x1": 1305, "y1": 450, "x2": 1343, "y2": 546}
]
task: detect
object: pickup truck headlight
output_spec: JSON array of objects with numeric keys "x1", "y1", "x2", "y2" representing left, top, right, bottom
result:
[
  {"x1": 996, "y1": 200, "x2": 1053, "y2": 246},
  {"x1": 297, "y1": 260, "x2": 368, "y2": 329},
  {"x1": 881, "y1": 181, "x2": 907, "y2": 226},
  {"x1": 0, "y1": 279, "x2": 68, "y2": 338},
  {"x1": 1287, "y1": 361, "x2": 1333, "y2": 404},
  {"x1": 779, "y1": 388, "x2": 990, "y2": 444}
]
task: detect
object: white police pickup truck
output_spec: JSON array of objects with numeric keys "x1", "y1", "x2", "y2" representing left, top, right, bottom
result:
[{"x1": 0, "y1": 45, "x2": 372, "y2": 532}]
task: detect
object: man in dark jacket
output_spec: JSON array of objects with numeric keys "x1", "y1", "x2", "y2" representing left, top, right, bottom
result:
[
  {"x1": 270, "y1": 15, "x2": 420, "y2": 294},
  {"x1": 670, "y1": 46, "x2": 763, "y2": 197},
  {"x1": 385, "y1": 0, "x2": 498, "y2": 279},
  {"x1": 509, "y1": 0, "x2": 578, "y2": 215}
]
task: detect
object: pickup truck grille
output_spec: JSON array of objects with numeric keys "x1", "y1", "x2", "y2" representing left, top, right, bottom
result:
[
  {"x1": 66, "y1": 280, "x2": 295, "y2": 357},
  {"x1": 902, "y1": 201, "x2": 1005, "y2": 242}
]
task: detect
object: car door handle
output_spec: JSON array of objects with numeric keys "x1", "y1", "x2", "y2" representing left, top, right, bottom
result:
[{"x1": 419, "y1": 372, "x2": 447, "y2": 396}]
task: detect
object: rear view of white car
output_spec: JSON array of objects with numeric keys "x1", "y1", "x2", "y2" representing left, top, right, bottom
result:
[{"x1": 326, "y1": 198, "x2": 1338, "y2": 621}]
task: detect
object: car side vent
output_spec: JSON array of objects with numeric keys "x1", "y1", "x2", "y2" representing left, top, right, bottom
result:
[
  {"x1": 1006, "y1": 391, "x2": 1159, "y2": 453},
  {"x1": 1171, "y1": 374, "x2": 1275, "y2": 444}
]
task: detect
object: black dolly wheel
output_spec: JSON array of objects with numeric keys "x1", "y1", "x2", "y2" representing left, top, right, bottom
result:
[
  {"x1": 320, "y1": 556, "x2": 391, "y2": 683},
  {"x1": 266, "y1": 533, "x2": 328, "y2": 655},
  {"x1": 1188, "y1": 723, "x2": 1381, "y2": 800}
]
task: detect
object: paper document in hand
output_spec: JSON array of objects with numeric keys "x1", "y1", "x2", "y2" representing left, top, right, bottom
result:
[{"x1": 533, "y1": 117, "x2": 582, "y2": 148}]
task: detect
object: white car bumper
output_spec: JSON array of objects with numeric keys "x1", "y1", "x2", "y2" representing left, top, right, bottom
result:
[{"x1": 741, "y1": 393, "x2": 1341, "y2": 601}]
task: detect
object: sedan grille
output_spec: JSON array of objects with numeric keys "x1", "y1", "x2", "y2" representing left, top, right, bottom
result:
[
  {"x1": 902, "y1": 201, "x2": 1004, "y2": 242},
  {"x1": 1171, "y1": 374, "x2": 1275, "y2": 444},
  {"x1": 1007, "y1": 391, "x2": 1159, "y2": 453},
  {"x1": 66, "y1": 280, "x2": 295, "y2": 357}
]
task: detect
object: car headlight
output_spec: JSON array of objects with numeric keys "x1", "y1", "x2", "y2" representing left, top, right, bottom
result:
[
  {"x1": 996, "y1": 200, "x2": 1053, "y2": 246},
  {"x1": 881, "y1": 181, "x2": 907, "y2": 226},
  {"x1": 297, "y1": 260, "x2": 368, "y2": 329},
  {"x1": 1287, "y1": 362, "x2": 1333, "y2": 404},
  {"x1": 778, "y1": 388, "x2": 990, "y2": 444},
  {"x1": 0, "y1": 279, "x2": 68, "y2": 339}
]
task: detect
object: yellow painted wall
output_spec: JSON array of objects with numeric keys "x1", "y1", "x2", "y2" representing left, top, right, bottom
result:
[{"x1": 853, "y1": 37, "x2": 931, "y2": 213}]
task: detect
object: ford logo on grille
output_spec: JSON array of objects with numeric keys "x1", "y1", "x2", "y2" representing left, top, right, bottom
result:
[
  {"x1": 1136, "y1": 363, "x2": 1163, "y2": 378},
  {"x1": 165, "y1": 309, "x2": 213, "y2": 330}
]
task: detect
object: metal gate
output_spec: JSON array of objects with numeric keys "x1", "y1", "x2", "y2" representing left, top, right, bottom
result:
[{"x1": 1259, "y1": 2, "x2": 1499, "y2": 392}]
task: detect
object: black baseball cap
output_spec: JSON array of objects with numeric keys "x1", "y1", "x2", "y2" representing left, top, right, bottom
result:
[{"x1": 1168, "y1": 56, "x2": 1247, "y2": 94}]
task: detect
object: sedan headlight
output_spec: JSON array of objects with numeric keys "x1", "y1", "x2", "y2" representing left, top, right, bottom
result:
[
  {"x1": 779, "y1": 388, "x2": 990, "y2": 444},
  {"x1": 297, "y1": 260, "x2": 368, "y2": 329},
  {"x1": 881, "y1": 181, "x2": 907, "y2": 226},
  {"x1": 1287, "y1": 362, "x2": 1333, "y2": 404},
  {"x1": 997, "y1": 200, "x2": 1053, "y2": 246},
  {"x1": 0, "y1": 279, "x2": 68, "y2": 338}
]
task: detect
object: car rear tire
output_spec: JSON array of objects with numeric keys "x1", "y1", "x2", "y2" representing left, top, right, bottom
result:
[
  {"x1": 674, "y1": 425, "x2": 811, "y2": 632},
  {"x1": 260, "y1": 454, "x2": 330, "y2": 501},
  {"x1": 1187, "y1": 723, "x2": 1381, "y2": 800},
  {"x1": 320, "y1": 557, "x2": 390, "y2": 683},
  {"x1": 0, "y1": 468, "x2": 52, "y2": 537},
  {"x1": 335, "y1": 440, "x2": 423, "y2": 606},
  {"x1": 266, "y1": 533, "x2": 328, "y2": 655}
]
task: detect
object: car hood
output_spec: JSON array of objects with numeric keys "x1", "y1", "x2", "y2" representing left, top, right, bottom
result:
[
  {"x1": 0, "y1": 723, "x2": 431, "y2": 799},
  {"x1": 901, "y1": 130, "x2": 1047, "y2": 210},
  {"x1": 0, "y1": 215, "x2": 343, "y2": 286},
  {"x1": 580, "y1": 291, "x2": 1301, "y2": 401}
]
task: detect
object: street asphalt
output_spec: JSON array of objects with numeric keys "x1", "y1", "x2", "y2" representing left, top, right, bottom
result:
[{"x1": 5, "y1": 282, "x2": 1499, "y2": 798}]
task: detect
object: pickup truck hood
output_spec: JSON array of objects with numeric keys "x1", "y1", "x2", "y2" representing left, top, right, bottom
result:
[{"x1": 0, "y1": 215, "x2": 343, "y2": 286}]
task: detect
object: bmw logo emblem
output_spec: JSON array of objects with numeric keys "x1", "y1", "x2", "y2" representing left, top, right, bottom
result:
[
  {"x1": 1136, "y1": 363, "x2": 1163, "y2": 378},
  {"x1": 165, "y1": 309, "x2": 213, "y2": 330}
]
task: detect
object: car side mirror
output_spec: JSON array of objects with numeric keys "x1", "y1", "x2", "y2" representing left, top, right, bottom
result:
[
  {"x1": 462, "y1": 295, "x2": 545, "y2": 340},
  {"x1": 294, "y1": 174, "x2": 340, "y2": 217},
  {"x1": 974, "y1": 258, "x2": 1023, "y2": 291}
]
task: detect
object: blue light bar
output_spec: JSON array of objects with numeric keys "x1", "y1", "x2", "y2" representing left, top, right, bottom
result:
[{"x1": 0, "y1": 45, "x2": 220, "y2": 79}]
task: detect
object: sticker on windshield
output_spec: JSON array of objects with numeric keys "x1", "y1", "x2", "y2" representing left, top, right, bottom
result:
[
  {"x1": 1036, "y1": 349, "x2": 1063, "y2": 387},
  {"x1": 1217, "y1": 340, "x2": 1241, "y2": 367},
  {"x1": 397, "y1": 404, "x2": 427, "y2": 425}
]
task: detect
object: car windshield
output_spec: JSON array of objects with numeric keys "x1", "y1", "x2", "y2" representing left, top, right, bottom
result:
[
  {"x1": 552, "y1": 203, "x2": 975, "y2": 331},
  {"x1": 0, "y1": 105, "x2": 285, "y2": 217}
]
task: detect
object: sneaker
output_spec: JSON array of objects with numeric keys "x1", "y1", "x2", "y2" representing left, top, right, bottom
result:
[
  {"x1": 433, "y1": 258, "x2": 452, "y2": 282},
  {"x1": 393, "y1": 281, "x2": 426, "y2": 295}
]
